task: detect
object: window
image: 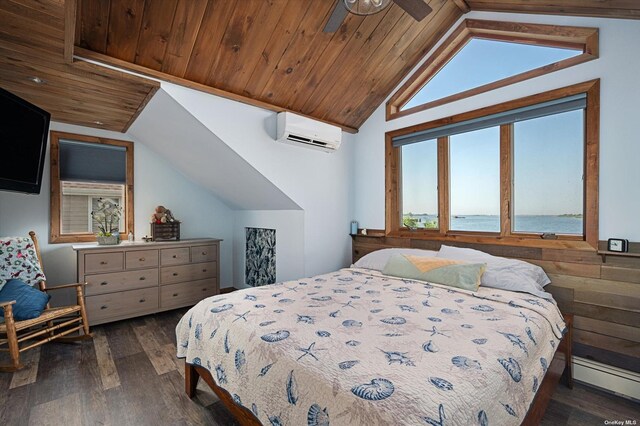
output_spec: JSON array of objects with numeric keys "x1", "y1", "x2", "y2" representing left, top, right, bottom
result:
[
  {"x1": 60, "y1": 181, "x2": 125, "y2": 234},
  {"x1": 513, "y1": 111, "x2": 584, "y2": 235},
  {"x1": 386, "y1": 19, "x2": 598, "y2": 120},
  {"x1": 403, "y1": 38, "x2": 581, "y2": 111},
  {"x1": 386, "y1": 80, "x2": 599, "y2": 249},
  {"x1": 50, "y1": 132, "x2": 134, "y2": 243},
  {"x1": 401, "y1": 139, "x2": 439, "y2": 229},
  {"x1": 449, "y1": 127, "x2": 500, "y2": 232}
]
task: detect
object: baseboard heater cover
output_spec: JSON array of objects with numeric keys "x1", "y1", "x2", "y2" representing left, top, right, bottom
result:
[{"x1": 573, "y1": 356, "x2": 640, "y2": 401}]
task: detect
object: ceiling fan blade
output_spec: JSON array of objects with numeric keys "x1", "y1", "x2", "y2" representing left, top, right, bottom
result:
[
  {"x1": 323, "y1": 1, "x2": 349, "y2": 33},
  {"x1": 393, "y1": 0, "x2": 433, "y2": 22}
]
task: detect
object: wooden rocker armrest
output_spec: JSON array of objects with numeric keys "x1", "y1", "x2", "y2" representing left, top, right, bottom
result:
[
  {"x1": 44, "y1": 282, "x2": 88, "y2": 291},
  {"x1": 0, "y1": 300, "x2": 16, "y2": 308}
]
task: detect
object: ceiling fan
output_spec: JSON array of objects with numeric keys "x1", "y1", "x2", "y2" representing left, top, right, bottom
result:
[{"x1": 324, "y1": 0, "x2": 433, "y2": 32}]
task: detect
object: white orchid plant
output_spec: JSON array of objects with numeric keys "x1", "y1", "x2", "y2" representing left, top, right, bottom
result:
[{"x1": 91, "y1": 198, "x2": 123, "y2": 237}]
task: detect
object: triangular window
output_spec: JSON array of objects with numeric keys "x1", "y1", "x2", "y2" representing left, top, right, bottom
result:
[
  {"x1": 403, "y1": 39, "x2": 580, "y2": 110},
  {"x1": 387, "y1": 19, "x2": 598, "y2": 119}
]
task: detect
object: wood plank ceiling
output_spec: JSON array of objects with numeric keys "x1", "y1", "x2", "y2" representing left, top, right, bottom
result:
[
  {"x1": 0, "y1": 0, "x2": 159, "y2": 132},
  {"x1": 75, "y1": 0, "x2": 464, "y2": 132},
  {"x1": 72, "y1": 0, "x2": 640, "y2": 132},
  {"x1": 3, "y1": 1, "x2": 639, "y2": 133}
]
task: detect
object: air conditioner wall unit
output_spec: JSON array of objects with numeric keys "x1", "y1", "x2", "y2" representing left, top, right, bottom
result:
[{"x1": 276, "y1": 112, "x2": 342, "y2": 153}]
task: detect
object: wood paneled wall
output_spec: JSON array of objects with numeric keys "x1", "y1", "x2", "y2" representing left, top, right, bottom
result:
[{"x1": 351, "y1": 234, "x2": 640, "y2": 372}]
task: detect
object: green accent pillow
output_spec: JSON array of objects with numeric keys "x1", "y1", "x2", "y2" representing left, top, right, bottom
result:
[{"x1": 382, "y1": 254, "x2": 486, "y2": 292}]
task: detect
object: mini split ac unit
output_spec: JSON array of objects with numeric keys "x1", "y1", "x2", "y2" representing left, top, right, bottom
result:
[{"x1": 276, "y1": 112, "x2": 342, "y2": 153}]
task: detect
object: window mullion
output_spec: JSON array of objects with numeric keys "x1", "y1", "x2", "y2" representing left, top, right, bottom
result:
[
  {"x1": 500, "y1": 124, "x2": 513, "y2": 237},
  {"x1": 437, "y1": 136, "x2": 450, "y2": 236}
]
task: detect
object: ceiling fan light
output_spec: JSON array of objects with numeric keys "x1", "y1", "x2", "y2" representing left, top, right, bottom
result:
[{"x1": 343, "y1": 0, "x2": 392, "y2": 16}]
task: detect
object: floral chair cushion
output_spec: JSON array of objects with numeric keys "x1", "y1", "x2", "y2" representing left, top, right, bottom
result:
[{"x1": 0, "y1": 237, "x2": 46, "y2": 291}]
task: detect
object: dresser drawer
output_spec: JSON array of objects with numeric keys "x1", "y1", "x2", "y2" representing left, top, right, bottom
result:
[
  {"x1": 161, "y1": 262, "x2": 216, "y2": 285},
  {"x1": 191, "y1": 244, "x2": 217, "y2": 263},
  {"x1": 86, "y1": 287, "x2": 158, "y2": 324},
  {"x1": 85, "y1": 269, "x2": 159, "y2": 296},
  {"x1": 84, "y1": 252, "x2": 124, "y2": 274},
  {"x1": 126, "y1": 249, "x2": 159, "y2": 269},
  {"x1": 161, "y1": 247, "x2": 190, "y2": 266},
  {"x1": 160, "y1": 279, "x2": 217, "y2": 310}
]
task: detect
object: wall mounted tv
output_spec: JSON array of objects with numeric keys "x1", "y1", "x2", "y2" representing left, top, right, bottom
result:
[{"x1": 0, "y1": 87, "x2": 51, "y2": 194}]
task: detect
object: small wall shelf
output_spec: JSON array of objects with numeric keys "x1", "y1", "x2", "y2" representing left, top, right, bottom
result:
[{"x1": 597, "y1": 250, "x2": 640, "y2": 263}]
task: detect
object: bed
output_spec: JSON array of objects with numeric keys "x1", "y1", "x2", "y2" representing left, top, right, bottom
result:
[{"x1": 176, "y1": 264, "x2": 571, "y2": 425}]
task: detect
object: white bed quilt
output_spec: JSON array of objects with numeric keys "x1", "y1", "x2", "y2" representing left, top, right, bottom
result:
[{"x1": 176, "y1": 267, "x2": 566, "y2": 426}]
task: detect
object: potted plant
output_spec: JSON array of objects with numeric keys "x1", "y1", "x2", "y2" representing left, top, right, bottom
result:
[{"x1": 91, "y1": 198, "x2": 123, "y2": 245}]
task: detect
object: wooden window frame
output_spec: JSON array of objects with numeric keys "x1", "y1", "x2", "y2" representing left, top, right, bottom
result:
[
  {"x1": 386, "y1": 19, "x2": 599, "y2": 121},
  {"x1": 386, "y1": 80, "x2": 599, "y2": 250},
  {"x1": 50, "y1": 131, "x2": 134, "y2": 243}
]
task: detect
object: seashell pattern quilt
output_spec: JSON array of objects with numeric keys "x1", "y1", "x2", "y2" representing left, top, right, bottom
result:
[{"x1": 176, "y1": 267, "x2": 566, "y2": 425}]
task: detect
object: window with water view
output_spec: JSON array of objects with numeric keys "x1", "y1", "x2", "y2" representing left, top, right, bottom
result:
[
  {"x1": 513, "y1": 110, "x2": 584, "y2": 235},
  {"x1": 395, "y1": 82, "x2": 597, "y2": 242},
  {"x1": 449, "y1": 127, "x2": 500, "y2": 232},
  {"x1": 401, "y1": 139, "x2": 439, "y2": 230}
]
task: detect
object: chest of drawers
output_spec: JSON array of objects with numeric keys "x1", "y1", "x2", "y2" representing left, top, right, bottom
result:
[{"x1": 73, "y1": 238, "x2": 221, "y2": 325}]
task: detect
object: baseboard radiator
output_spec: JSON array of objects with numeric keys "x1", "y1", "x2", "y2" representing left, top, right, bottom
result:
[{"x1": 573, "y1": 356, "x2": 640, "y2": 401}]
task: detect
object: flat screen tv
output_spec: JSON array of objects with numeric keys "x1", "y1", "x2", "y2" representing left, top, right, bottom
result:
[{"x1": 0, "y1": 87, "x2": 51, "y2": 194}]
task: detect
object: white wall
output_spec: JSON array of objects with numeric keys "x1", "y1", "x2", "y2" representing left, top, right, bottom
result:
[
  {"x1": 163, "y1": 83, "x2": 356, "y2": 278},
  {"x1": 353, "y1": 12, "x2": 640, "y2": 241},
  {"x1": 133, "y1": 140, "x2": 235, "y2": 288},
  {"x1": 128, "y1": 89, "x2": 299, "y2": 211},
  {"x1": 0, "y1": 122, "x2": 235, "y2": 305},
  {"x1": 232, "y1": 210, "x2": 305, "y2": 289}
]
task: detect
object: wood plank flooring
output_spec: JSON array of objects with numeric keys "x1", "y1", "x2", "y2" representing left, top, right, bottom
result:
[{"x1": 1, "y1": 308, "x2": 638, "y2": 425}]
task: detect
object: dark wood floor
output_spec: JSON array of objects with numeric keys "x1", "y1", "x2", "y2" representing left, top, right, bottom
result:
[{"x1": 1, "y1": 309, "x2": 638, "y2": 425}]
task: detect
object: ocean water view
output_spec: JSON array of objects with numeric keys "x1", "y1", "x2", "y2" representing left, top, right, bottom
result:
[{"x1": 404, "y1": 214, "x2": 583, "y2": 235}]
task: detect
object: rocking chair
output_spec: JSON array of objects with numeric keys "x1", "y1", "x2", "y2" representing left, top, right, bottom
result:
[{"x1": 0, "y1": 231, "x2": 92, "y2": 372}]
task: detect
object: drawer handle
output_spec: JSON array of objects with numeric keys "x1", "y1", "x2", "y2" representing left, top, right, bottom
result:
[
  {"x1": 139, "y1": 299, "x2": 146, "y2": 303},
  {"x1": 100, "y1": 305, "x2": 108, "y2": 310},
  {"x1": 139, "y1": 257, "x2": 145, "y2": 262},
  {"x1": 173, "y1": 272, "x2": 178, "y2": 276},
  {"x1": 172, "y1": 255, "x2": 177, "y2": 258},
  {"x1": 139, "y1": 276, "x2": 146, "y2": 281},
  {"x1": 100, "y1": 281, "x2": 108, "y2": 286},
  {"x1": 202, "y1": 288, "x2": 207, "y2": 292},
  {"x1": 173, "y1": 293, "x2": 179, "y2": 297},
  {"x1": 201, "y1": 251, "x2": 207, "y2": 255},
  {"x1": 100, "y1": 261, "x2": 108, "y2": 265},
  {"x1": 202, "y1": 269, "x2": 207, "y2": 272}
]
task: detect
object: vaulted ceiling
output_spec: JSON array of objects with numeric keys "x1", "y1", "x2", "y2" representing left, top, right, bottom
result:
[
  {"x1": 74, "y1": 0, "x2": 464, "y2": 132},
  {"x1": 1, "y1": 0, "x2": 639, "y2": 133}
]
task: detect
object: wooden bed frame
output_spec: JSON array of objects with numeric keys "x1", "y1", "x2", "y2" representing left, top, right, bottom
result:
[{"x1": 185, "y1": 314, "x2": 573, "y2": 425}]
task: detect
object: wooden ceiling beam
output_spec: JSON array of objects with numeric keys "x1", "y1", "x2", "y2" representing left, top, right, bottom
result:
[
  {"x1": 450, "y1": 0, "x2": 471, "y2": 14},
  {"x1": 73, "y1": 47, "x2": 359, "y2": 134},
  {"x1": 465, "y1": 0, "x2": 640, "y2": 20},
  {"x1": 64, "y1": 0, "x2": 77, "y2": 62}
]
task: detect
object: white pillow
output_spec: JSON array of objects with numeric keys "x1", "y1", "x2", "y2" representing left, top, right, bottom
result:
[
  {"x1": 352, "y1": 248, "x2": 437, "y2": 271},
  {"x1": 436, "y1": 245, "x2": 552, "y2": 299}
]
